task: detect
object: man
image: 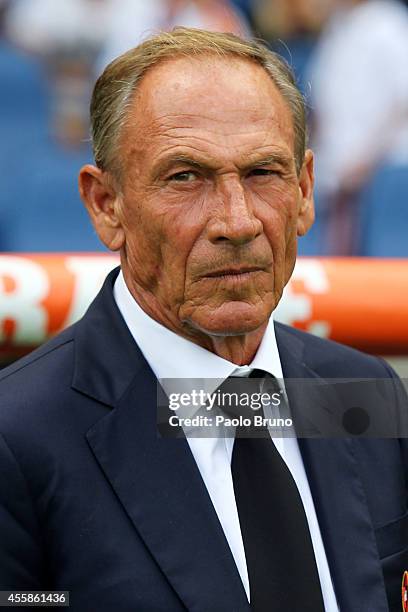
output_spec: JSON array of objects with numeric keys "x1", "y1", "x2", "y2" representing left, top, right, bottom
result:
[{"x1": 0, "y1": 28, "x2": 407, "y2": 612}]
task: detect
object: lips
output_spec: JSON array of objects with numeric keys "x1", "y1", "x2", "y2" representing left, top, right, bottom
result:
[{"x1": 205, "y1": 266, "x2": 263, "y2": 278}]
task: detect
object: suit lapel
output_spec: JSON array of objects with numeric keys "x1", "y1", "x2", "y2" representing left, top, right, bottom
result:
[
  {"x1": 73, "y1": 269, "x2": 250, "y2": 611},
  {"x1": 275, "y1": 324, "x2": 389, "y2": 611}
]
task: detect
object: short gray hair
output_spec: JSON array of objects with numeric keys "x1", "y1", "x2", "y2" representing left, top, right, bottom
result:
[{"x1": 90, "y1": 27, "x2": 307, "y2": 179}]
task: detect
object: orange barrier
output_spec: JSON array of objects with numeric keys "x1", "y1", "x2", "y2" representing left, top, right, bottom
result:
[{"x1": 0, "y1": 254, "x2": 407, "y2": 358}]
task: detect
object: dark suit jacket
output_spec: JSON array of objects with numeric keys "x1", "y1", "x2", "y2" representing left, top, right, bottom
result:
[{"x1": 0, "y1": 268, "x2": 407, "y2": 611}]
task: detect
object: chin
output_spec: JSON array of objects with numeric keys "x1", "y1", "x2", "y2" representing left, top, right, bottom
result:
[{"x1": 188, "y1": 301, "x2": 270, "y2": 337}]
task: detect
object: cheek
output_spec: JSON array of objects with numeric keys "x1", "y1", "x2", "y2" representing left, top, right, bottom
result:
[
  {"x1": 255, "y1": 185, "x2": 299, "y2": 289},
  {"x1": 258, "y1": 185, "x2": 298, "y2": 249},
  {"x1": 122, "y1": 189, "x2": 206, "y2": 298},
  {"x1": 121, "y1": 196, "x2": 163, "y2": 284}
]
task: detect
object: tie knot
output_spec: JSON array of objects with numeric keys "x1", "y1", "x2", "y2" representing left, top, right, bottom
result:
[
  {"x1": 248, "y1": 368, "x2": 267, "y2": 379},
  {"x1": 214, "y1": 371, "x2": 279, "y2": 437}
]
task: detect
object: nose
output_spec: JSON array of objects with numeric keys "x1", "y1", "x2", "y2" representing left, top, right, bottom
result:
[{"x1": 206, "y1": 176, "x2": 263, "y2": 246}]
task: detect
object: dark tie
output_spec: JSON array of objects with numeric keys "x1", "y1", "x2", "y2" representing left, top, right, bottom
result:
[{"x1": 230, "y1": 369, "x2": 325, "y2": 611}]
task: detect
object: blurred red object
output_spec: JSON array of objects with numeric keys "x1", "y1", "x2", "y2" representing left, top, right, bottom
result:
[{"x1": 0, "y1": 254, "x2": 407, "y2": 358}]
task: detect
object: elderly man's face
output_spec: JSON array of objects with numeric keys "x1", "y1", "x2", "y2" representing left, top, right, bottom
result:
[{"x1": 82, "y1": 56, "x2": 314, "y2": 339}]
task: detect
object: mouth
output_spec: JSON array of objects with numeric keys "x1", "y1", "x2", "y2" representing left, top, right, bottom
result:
[{"x1": 204, "y1": 266, "x2": 264, "y2": 279}]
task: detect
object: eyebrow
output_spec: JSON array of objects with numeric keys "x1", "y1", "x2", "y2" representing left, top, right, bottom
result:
[
  {"x1": 152, "y1": 154, "x2": 215, "y2": 178},
  {"x1": 244, "y1": 153, "x2": 293, "y2": 170},
  {"x1": 152, "y1": 151, "x2": 294, "y2": 177}
]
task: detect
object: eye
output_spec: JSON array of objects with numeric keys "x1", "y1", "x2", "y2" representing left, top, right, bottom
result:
[
  {"x1": 168, "y1": 171, "x2": 197, "y2": 182},
  {"x1": 248, "y1": 168, "x2": 278, "y2": 177}
]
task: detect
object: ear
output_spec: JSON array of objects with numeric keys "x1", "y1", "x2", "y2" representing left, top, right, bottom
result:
[
  {"x1": 296, "y1": 149, "x2": 315, "y2": 237},
  {"x1": 78, "y1": 165, "x2": 125, "y2": 251}
]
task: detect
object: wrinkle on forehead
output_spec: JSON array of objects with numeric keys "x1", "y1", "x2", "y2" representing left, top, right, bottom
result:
[
  {"x1": 121, "y1": 55, "x2": 296, "y2": 171},
  {"x1": 147, "y1": 112, "x2": 292, "y2": 140}
]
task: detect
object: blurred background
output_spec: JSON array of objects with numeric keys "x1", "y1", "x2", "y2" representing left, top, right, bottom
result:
[
  {"x1": 1, "y1": 0, "x2": 407, "y2": 255},
  {"x1": 0, "y1": 0, "x2": 407, "y2": 371}
]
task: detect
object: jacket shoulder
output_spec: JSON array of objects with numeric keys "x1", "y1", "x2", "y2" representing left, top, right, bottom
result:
[
  {"x1": 274, "y1": 322, "x2": 393, "y2": 378},
  {"x1": 0, "y1": 325, "x2": 76, "y2": 384},
  {"x1": 0, "y1": 326, "x2": 80, "y2": 431}
]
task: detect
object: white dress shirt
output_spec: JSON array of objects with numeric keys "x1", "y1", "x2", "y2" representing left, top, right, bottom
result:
[{"x1": 114, "y1": 271, "x2": 338, "y2": 610}]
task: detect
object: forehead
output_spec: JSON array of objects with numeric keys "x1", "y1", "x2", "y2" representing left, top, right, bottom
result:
[{"x1": 122, "y1": 55, "x2": 295, "y2": 166}]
